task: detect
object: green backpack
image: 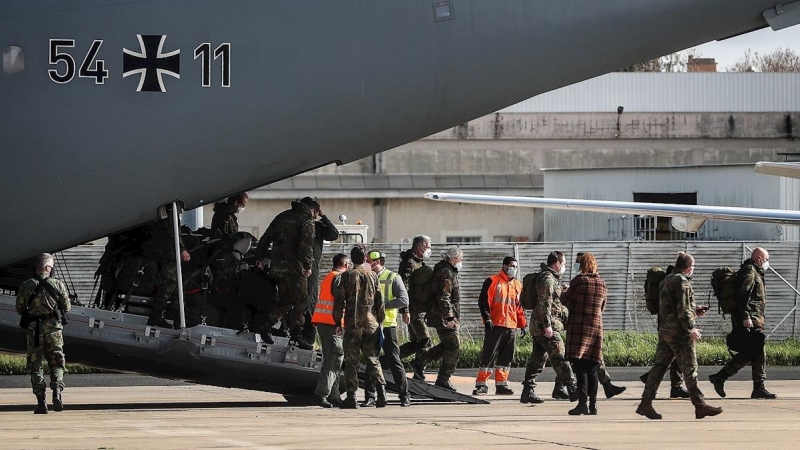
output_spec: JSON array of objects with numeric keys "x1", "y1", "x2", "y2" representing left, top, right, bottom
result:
[
  {"x1": 408, "y1": 264, "x2": 435, "y2": 313},
  {"x1": 644, "y1": 267, "x2": 667, "y2": 314},
  {"x1": 520, "y1": 271, "x2": 543, "y2": 310},
  {"x1": 711, "y1": 267, "x2": 739, "y2": 315}
]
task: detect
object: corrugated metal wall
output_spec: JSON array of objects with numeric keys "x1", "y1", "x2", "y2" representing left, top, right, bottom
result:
[
  {"x1": 544, "y1": 165, "x2": 792, "y2": 242},
  {"x1": 55, "y1": 241, "x2": 800, "y2": 341},
  {"x1": 499, "y1": 73, "x2": 800, "y2": 113}
]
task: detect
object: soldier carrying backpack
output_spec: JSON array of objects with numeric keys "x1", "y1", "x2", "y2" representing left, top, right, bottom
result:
[{"x1": 709, "y1": 247, "x2": 776, "y2": 400}]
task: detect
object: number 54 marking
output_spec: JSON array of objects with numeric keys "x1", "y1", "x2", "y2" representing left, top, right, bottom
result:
[{"x1": 48, "y1": 39, "x2": 109, "y2": 84}]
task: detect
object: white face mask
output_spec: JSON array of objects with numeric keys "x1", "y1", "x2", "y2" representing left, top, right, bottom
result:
[
  {"x1": 762, "y1": 260, "x2": 770, "y2": 271},
  {"x1": 423, "y1": 248, "x2": 432, "y2": 259},
  {"x1": 572, "y1": 262, "x2": 580, "y2": 273},
  {"x1": 237, "y1": 206, "x2": 245, "y2": 214},
  {"x1": 558, "y1": 264, "x2": 566, "y2": 275},
  {"x1": 505, "y1": 267, "x2": 518, "y2": 279},
  {"x1": 454, "y1": 261, "x2": 463, "y2": 271}
]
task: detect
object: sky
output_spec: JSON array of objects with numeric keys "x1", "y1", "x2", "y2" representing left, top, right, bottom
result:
[{"x1": 684, "y1": 25, "x2": 800, "y2": 71}]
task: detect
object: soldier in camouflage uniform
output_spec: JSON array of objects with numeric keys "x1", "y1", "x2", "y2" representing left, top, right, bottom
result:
[
  {"x1": 256, "y1": 199, "x2": 315, "y2": 347},
  {"x1": 210, "y1": 192, "x2": 248, "y2": 240},
  {"x1": 637, "y1": 253, "x2": 722, "y2": 420},
  {"x1": 16, "y1": 253, "x2": 72, "y2": 414},
  {"x1": 412, "y1": 246, "x2": 462, "y2": 391},
  {"x1": 398, "y1": 235, "x2": 433, "y2": 364},
  {"x1": 333, "y1": 246, "x2": 385, "y2": 409},
  {"x1": 709, "y1": 247, "x2": 776, "y2": 399},
  {"x1": 147, "y1": 210, "x2": 190, "y2": 328},
  {"x1": 520, "y1": 251, "x2": 578, "y2": 404}
]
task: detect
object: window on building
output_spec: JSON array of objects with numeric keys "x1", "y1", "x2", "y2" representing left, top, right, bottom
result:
[
  {"x1": 493, "y1": 236, "x2": 513, "y2": 242},
  {"x1": 446, "y1": 236, "x2": 481, "y2": 244}
]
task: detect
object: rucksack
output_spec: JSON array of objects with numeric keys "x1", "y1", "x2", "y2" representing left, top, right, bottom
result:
[
  {"x1": 520, "y1": 271, "x2": 544, "y2": 310},
  {"x1": 644, "y1": 267, "x2": 667, "y2": 315},
  {"x1": 711, "y1": 267, "x2": 739, "y2": 315},
  {"x1": 408, "y1": 264, "x2": 434, "y2": 313}
]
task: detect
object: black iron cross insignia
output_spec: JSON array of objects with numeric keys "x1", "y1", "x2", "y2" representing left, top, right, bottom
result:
[{"x1": 123, "y1": 35, "x2": 180, "y2": 92}]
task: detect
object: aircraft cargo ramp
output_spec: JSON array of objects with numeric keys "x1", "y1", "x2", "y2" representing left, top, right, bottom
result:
[{"x1": 0, "y1": 294, "x2": 484, "y2": 404}]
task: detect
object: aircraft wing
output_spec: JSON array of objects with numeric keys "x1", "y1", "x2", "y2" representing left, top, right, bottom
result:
[
  {"x1": 754, "y1": 162, "x2": 800, "y2": 179},
  {"x1": 424, "y1": 192, "x2": 800, "y2": 233}
]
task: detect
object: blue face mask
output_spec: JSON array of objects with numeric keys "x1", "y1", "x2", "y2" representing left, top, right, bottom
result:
[{"x1": 572, "y1": 263, "x2": 580, "y2": 273}]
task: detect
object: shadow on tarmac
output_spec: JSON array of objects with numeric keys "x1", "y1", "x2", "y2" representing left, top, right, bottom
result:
[{"x1": 0, "y1": 401, "x2": 292, "y2": 412}]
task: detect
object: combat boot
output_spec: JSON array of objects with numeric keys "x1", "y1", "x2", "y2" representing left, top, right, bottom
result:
[
  {"x1": 635, "y1": 399, "x2": 662, "y2": 420},
  {"x1": 290, "y1": 331, "x2": 313, "y2": 351},
  {"x1": 520, "y1": 386, "x2": 544, "y2": 404},
  {"x1": 588, "y1": 400, "x2": 598, "y2": 415},
  {"x1": 568, "y1": 402, "x2": 589, "y2": 415},
  {"x1": 411, "y1": 359, "x2": 426, "y2": 381},
  {"x1": 312, "y1": 395, "x2": 333, "y2": 408},
  {"x1": 400, "y1": 395, "x2": 411, "y2": 407},
  {"x1": 495, "y1": 385, "x2": 514, "y2": 396},
  {"x1": 552, "y1": 383, "x2": 570, "y2": 400},
  {"x1": 434, "y1": 376, "x2": 456, "y2": 392},
  {"x1": 340, "y1": 392, "x2": 358, "y2": 409},
  {"x1": 694, "y1": 401, "x2": 723, "y2": 419},
  {"x1": 34, "y1": 393, "x2": 48, "y2": 415},
  {"x1": 472, "y1": 385, "x2": 488, "y2": 396},
  {"x1": 708, "y1": 373, "x2": 727, "y2": 398},
  {"x1": 328, "y1": 395, "x2": 342, "y2": 407},
  {"x1": 602, "y1": 381, "x2": 626, "y2": 399},
  {"x1": 147, "y1": 314, "x2": 171, "y2": 329},
  {"x1": 376, "y1": 385, "x2": 387, "y2": 408},
  {"x1": 566, "y1": 380, "x2": 579, "y2": 402},
  {"x1": 52, "y1": 387, "x2": 64, "y2": 412},
  {"x1": 360, "y1": 393, "x2": 376, "y2": 407},
  {"x1": 670, "y1": 386, "x2": 690, "y2": 399},
  {"x1": 751, "y1": 382, "x2": 777, "y2": 399}
]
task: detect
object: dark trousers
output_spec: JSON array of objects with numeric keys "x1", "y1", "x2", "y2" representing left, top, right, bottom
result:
[
  {"x1": 479, "y1": 327, "x2": 516, "y2": 368},
  {"x1": 366, "y1": 326, "x2": 409, "y2": 399},
  {"x1": 571, "y1": 359, "x2": 600, "y2": 405}
]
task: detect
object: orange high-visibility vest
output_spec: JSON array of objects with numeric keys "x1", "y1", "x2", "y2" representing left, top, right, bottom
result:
[
  {"x1": 311, "y1": 271, "x2": 339, "y2": 326},
  {"x1": 487, "y1": 271, "x2": 525, "y2": 329}
]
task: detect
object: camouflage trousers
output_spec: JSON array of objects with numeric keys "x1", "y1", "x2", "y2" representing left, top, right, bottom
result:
[
  {"x1": 398, "y1": 313, "x2": 431, "y2": 359},
  {"x1": 524, "y1": 333, "x2": 574, "y2": 388},
  {"x1": 269, "y1": 274, "x2": 309, "y2": 330},
  {"x1": 416, "y1": 328, "x2": 460, "y2": 378},
  {"x1": 26, "y1": 322, "x2": 65, "y2": 394},
  {"x1": 343, "y1": 326, "x2": 384, "y2": 393},
  {"x1": 719, "y1": 328, "x2": 767, "y2": 382},
  {"x1": 642, "y1": 330, "x2": 704, "y2": 405}
]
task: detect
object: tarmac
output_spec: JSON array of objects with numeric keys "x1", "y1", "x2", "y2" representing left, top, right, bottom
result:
[{"x1": 1, "y1": 374, "x2": 799, "y2": 449}]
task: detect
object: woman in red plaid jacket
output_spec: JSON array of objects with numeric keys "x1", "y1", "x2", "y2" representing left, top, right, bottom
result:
[{"x1": 561, "y1": 252, "x2": 607, "y2": 416}]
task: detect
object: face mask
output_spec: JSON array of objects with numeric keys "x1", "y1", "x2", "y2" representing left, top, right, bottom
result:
[
  {"x1": 505, "y1": 267, "x2": 518, "y2": 279},
  {"x1": 558, "y1": 264, "x2": 566, "y2": 275},
  {"x1": 370, "y1": 262, "x2": 381, "y2": 273},
  {"x1": 237, "y1": 206, "x2": 245, "y2": 214},
  {"x1": 454, "y1": 261, "x2": 463, "y2": 271},
  {"x1": 762, "y1": 261, "x2": 770, "y2": 271},
  {"x1": 572, "y1": 262, "x2": 580, "y2": 273},
  {"x1": 423, "y1": 248, "x2": 432, "y2": 259}
]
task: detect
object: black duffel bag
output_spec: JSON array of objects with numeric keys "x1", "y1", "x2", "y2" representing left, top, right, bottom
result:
[{"x1": 726, "y1": 327, "x2": 766, "y2": 359}]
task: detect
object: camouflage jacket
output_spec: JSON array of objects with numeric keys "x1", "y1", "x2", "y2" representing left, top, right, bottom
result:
[
  {"x1": 16, "y1": 274, "x2": 71, "y2": 331},
  {"x1": 210, "y1": 202, "x2": 239, "y2": 239},
  {"x1": 257, "y1": 201, "x2": 315, "y2": 276},
  {"x1": 658, "y1": 272, "x2": 696, "y2": 334},
  {"x1": 332, "y1": 265, "x2": 384, "y2": 330},
  {"x1": 427, "y1": 259, "x2": 460, "y2": 327},
  {"x1": 398, "y1": 249, "x2": 425, "y2": 314},
  {"x1": 149, "y1": 216, "x2": 186, "y2": 262},
  {"x1": 530, "y1": 263, "x2": 567, "y2": 335},
  {"x1": 736, "y1": 259, "x2": 766, "y2": 329}
]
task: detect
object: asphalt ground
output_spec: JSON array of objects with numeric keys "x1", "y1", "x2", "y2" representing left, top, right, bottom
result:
[
  {"x1": 1, "y1": 377, "x2": 799, "y2": 449},
  {"x1": 0, "y1": 366, "x2": 798, "y2": 389}
]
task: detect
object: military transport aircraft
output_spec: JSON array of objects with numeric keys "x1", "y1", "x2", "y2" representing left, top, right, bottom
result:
[
  {"x1": 423, "y1": 163, "x2": 800, "y2": 234},
  {"x1": 1, "y1": 1, "x2": 797, "y2": 399}
]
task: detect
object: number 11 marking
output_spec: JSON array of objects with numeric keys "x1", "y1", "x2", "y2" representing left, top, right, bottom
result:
[{"x1": 194, "y1": 43, "x2": 231, "y2": 88}]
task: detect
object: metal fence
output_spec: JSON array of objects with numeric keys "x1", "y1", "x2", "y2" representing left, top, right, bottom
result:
[{"x1": 57, "y1": 241, "x2": 800, "y2": 341}]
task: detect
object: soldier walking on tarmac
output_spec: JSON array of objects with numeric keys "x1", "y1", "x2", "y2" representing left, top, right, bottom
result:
[
  {"x1": 637, "y1": 252, "x2": 722, "y2": 420},
  {"x1": 398, "y1": 235, "x2": 433, "y2": 365},
  {"x1": 333, "y1": 246, "x2": 385, "y2": 409},
  {"x1": 16, "y1": 253, "x2": 72, "y2": 414},
  {"x1": 412, "y1": 246, "x2": 463, "y2": 391}
]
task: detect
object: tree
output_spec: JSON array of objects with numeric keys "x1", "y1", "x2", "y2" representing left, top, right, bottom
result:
[
  {"x1": 728, "y1": 48, "x2": 800, "y2": 72},
  {"x1": 619, "y1": 49, "x2": 699, "y2": 73}
]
